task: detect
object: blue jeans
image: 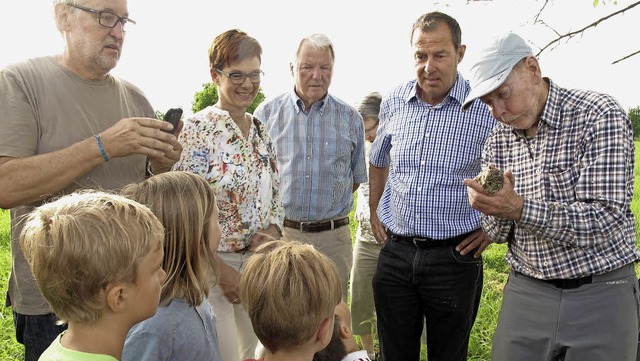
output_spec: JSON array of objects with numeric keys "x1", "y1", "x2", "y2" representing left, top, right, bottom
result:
[
  {"x1": 373, "y1": 235, "x2": 483, "y2": 361},
  {"x1": 13, "y1": 311, "x2": 67, "y2": 361}
]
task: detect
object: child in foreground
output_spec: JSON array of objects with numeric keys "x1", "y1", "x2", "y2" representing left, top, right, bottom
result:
[
  {"x1": 20, "y1": 191, "x2": 166, "y2": 361},
  {"x1": 120, "y1": 171, "x2": 222, "y2": 361},
  {"x1": 240, "y1": 240, "x2": 342, "y2": 361}
]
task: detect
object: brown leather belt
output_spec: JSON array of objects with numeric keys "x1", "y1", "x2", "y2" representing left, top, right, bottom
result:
[{"x1": 284, "y1": 217, "x2": 349, "y2": 233}]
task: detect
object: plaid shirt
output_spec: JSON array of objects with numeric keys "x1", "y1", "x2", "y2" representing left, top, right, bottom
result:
[
  {"x1": 482, "y1": 79, "x2": 640, "y2": 279},
  {"x1": 370, "y1": 74, "x2": 495, "y2": 239},
  {"x1": 254, "y1": 90, "x2": 367, "y2": 221}
]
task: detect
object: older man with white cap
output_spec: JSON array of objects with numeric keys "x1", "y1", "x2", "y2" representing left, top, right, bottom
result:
[{"x1": 463, "y1": 32, "x2": 640, "y2": 361}]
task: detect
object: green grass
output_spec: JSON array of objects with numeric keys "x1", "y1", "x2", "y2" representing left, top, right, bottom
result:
[
  {"x1": 3, "y1": 142, "x2": 640, "y2": 360},
  {"x1": 1, "y1": 209, "x2": 21, "y2": 361}
]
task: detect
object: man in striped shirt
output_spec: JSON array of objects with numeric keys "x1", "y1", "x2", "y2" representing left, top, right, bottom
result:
[
  {"x1": 254, "y1": 34, "x2": 367, "y2": 299},
  {"x1": 368, "y1": 12, "x2": 495, "y2": 361},
  {"x1": 463, "y1": 32, "x2": 640, "y2": 361}
]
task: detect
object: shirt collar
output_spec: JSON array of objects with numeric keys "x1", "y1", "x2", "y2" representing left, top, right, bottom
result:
[
  {"x1": 539, "y1": 78, "x2": 561, "y2": 129},
  {"x1": 290, "y1": 87, "x2": 329, "y2": 114},
  {"x1": 406, "y1": 72, "x2": 468, "y2": 107}
]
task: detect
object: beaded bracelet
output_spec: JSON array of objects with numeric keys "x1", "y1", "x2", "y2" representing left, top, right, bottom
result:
[{"x1": 94, "y1": 134, "x2": 109, "y2": 162}]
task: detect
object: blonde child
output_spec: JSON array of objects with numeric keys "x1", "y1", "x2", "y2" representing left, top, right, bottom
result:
[
  {"x1": 20, "y1": 191, "x2": 166, "y2": 361},
  {"x1": 120, "y1": 171, "x2": 222, "y2": 361},
  {"x1": 240, "y1": 240, "x2": 342, "y2": 361}
]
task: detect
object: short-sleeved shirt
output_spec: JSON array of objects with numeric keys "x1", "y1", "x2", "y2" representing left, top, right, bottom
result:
[
  {"x1": 39, "y1": 332, "x2": 118, "y2": 361},
  {"x1": 0, "y1": 56, "x2": 154, "y2": 315},
  {"x1": 369, "y1": 74, "x2": 495, "y2": 239},
  {"x1": 123, "y1": 298, "x2": 222, "y2": 361},
  {"x1": 254, "y1": 90, "x2": 367, "y2": 222},
  {"x1": 172, "y1": 106, "x2": 284, "y2": 252},
  {"x1": 355, "y1": 143, "x2": 376, "y2": 244},
  {"x1": 481, "y1": 79, "x2": 640, "y2": 279}
]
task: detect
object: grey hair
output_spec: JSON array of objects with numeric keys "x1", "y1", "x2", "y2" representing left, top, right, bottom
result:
[
  {"x1": 294, "y1": 33, "x2": 335, "y2": 63},
  {"x1": 356, "y1": 92, "x2": 382, "y2": 120}
]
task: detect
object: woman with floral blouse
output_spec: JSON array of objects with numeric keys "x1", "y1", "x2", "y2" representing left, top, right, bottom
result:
[{"x1": 172, "y1": 29, "x2": 284, "y2": 361}]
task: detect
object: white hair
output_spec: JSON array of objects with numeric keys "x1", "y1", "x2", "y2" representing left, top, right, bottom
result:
[{"x1": 294, "y1": 33, "x2": 335, "y2": 63}]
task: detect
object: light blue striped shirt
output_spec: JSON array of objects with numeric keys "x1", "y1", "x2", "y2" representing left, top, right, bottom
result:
[
  {"x1": 254, "y1": 90, "x2": 367, "y2": 221},
  {"x1": 369, "y1": 74, "x2": 495, "y2": 239}
]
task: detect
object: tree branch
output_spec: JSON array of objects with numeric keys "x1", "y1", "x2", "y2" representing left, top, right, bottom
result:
[
  {"x1": 535, "y1": 1, "x2": 640, "y2": 57},
  {"x1": 612, "y1": 49, "x2": 640, "y2": 64}
]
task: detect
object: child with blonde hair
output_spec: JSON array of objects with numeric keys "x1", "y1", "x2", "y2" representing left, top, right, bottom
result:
[
  {"x1": 240, "y1": 240, "x2": 342, "y2": 361},
  {"x1": 20, "y1": 191, "x2": 166, "y2": 361},
  {"x1": 120, "y1": 171, "x2": 222, "y2": 361}
]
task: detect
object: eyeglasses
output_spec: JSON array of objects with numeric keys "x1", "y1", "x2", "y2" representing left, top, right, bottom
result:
[
  {"x1": 66, "y1": 3, "x2": 136, "y2": 31},
  {"x1": 364, "y1": 122, "x2": 379, "y2": 133},
  {"x1": 215, "y1": 69, "x2": 264, "y2": 85}
]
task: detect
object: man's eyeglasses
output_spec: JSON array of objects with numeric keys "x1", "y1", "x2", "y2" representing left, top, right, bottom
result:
[
  {"x1": 66, "y1": 3, "x2": 136, "y2": 31},
  {"x1": 215, "y1": 69, "x2": 264, "y2": 85}
]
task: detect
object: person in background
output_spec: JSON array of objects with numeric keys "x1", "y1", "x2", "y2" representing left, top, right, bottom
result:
[
  {"x1": 172, "y1": 29, "x2": 284, "y2": 361},
  {"x1": 20, "y1": 191, "x2": 166, "y2": 361},
  {"x1": 121, "y1": 171, "x2": 222, "y2": 361},
  {"x1": 0, "y1": 1, "x2": 181, "y2": 359},
  {"x1": 313, "y1": 301, "x2": 373, "y2": 361},
  {"x1": 368, "y1": 11, "x2": 495, "y2": 361},
  {"x1": 349, "y1": 91, "x2": 382, "y2": 358},
  {"x1": 240, "y1": 240, "x2": 342, "y2": 361},
  {"x1": 253, "y1": 34, "x2": 367, "y2": 298},
  {"x1": 462, "y1": 32, "x2": 640, "y2": 361}
]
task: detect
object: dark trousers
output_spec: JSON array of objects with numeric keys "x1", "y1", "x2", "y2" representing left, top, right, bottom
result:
[
  {"x1": 373, "y1": 234, "x2": 483, "y2": 361},
  {"x1": 13, "y1": 311, "x2": 67, "y2": 361}
]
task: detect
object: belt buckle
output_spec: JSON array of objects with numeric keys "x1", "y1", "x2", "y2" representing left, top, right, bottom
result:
[
  {"x1": 412, "y1": 237, "x2": 427, "y2": 247},
  {"x1": 299, "y1": 221, "x2": 310, "y2": 232}
]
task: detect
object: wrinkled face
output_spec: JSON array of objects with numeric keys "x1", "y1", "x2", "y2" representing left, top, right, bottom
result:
[
  {"x1": 212, "y1": 56, "x2": 261, "y2": 113},
  {"x1": 62, "y1": 0, "x2": 131, "y2": 77},
  {"x1": 411, "y1": 22, "x2": 465, "y2": 105},
  {"x1": 363, "y1": 117, "x2": 379, "y2": 143},
  {"x1": 208, "y1": 203, "x2": 222, "y2": 254},
  {"x1": 130, "y1": 243, "x2": 166, "y2": 323},
  {"x1": 291, "y1": 41, "x2": 333, "y2": 108},
  {"x1": 480, "y1": 60, "x2": 542, "y2": 131}
]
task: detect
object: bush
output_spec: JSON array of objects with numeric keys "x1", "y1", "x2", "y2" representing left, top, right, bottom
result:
[{"x1": 630, "y1": 106, "x2": 640, "y2": 139}]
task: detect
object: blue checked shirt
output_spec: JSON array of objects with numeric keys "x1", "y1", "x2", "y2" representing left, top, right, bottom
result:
[
  {"x1": 369, "y1": 74, "x2": 495, "y2": 239},
  {"x1": 482, "y1": 79, "x2": 640, "y2": 279},
  {"x1": 254, "y1": 90, "x2": 367, "y2": 221}
]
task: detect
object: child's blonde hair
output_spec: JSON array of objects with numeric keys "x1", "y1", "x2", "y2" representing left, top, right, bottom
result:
[
  {"x1": 120, "y1": 171, "x2": 217, "y2": 307},
  {"x1": 19, "y1": 191, "x2": 164, "y2": 324},
  {"x1": 239, "y1": 240, "x2": 342, "y2": 353}
]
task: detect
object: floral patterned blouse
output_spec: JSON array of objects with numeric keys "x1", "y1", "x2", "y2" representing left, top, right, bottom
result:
[{"x1": 172, "y1": 106, "x2": 284, "y2": 252}]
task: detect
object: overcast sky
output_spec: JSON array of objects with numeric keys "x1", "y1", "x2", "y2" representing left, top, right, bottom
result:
[{"x1": 2, "y1": 0, "x2": 638, "y2": 116}]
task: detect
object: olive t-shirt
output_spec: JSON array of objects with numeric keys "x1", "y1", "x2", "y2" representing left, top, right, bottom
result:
[{"x1": 0, "y1": 56, "x2": 154, "y2": 315}]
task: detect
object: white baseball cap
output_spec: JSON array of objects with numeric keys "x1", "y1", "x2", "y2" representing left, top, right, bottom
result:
[{"x1": 461, "y1": 33, "x2": 533, "y2": 111}]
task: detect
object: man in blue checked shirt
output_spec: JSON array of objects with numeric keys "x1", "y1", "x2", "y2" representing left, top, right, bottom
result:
[
  {"x1": 368, "y1": 12, "x2": 495, "y2": 361},
  {"x1": 254, "y1": 33, "x2": 367, "y2": 300},
  {"x1": 463, "y1": 32, "x2": 640, "y2": 361}
]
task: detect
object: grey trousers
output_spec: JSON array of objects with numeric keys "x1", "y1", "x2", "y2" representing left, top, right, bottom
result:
[{"x1": 493, "y1": 264, "x2": 640, "y2": 361}]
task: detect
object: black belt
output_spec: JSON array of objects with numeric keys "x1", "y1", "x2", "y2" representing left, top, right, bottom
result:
[
  {"x1": 389, "y1": 230, "x2": 472, "y2": 248},
  {"x1": 516, "y1": 271, "x2": 593, "y2": 290},
  {"x1": 284, "y1": 217, "x2": 349, "y2": 233}
]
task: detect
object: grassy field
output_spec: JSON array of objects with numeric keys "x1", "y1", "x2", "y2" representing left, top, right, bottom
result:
[{"x1": 2, "y1": 141, "x2": 640, "y2": 360}]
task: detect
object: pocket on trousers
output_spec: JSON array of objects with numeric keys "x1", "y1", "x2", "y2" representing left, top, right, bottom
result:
[{"x1": 449, "y1": 245, "x2": 482, "y2": 264}]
